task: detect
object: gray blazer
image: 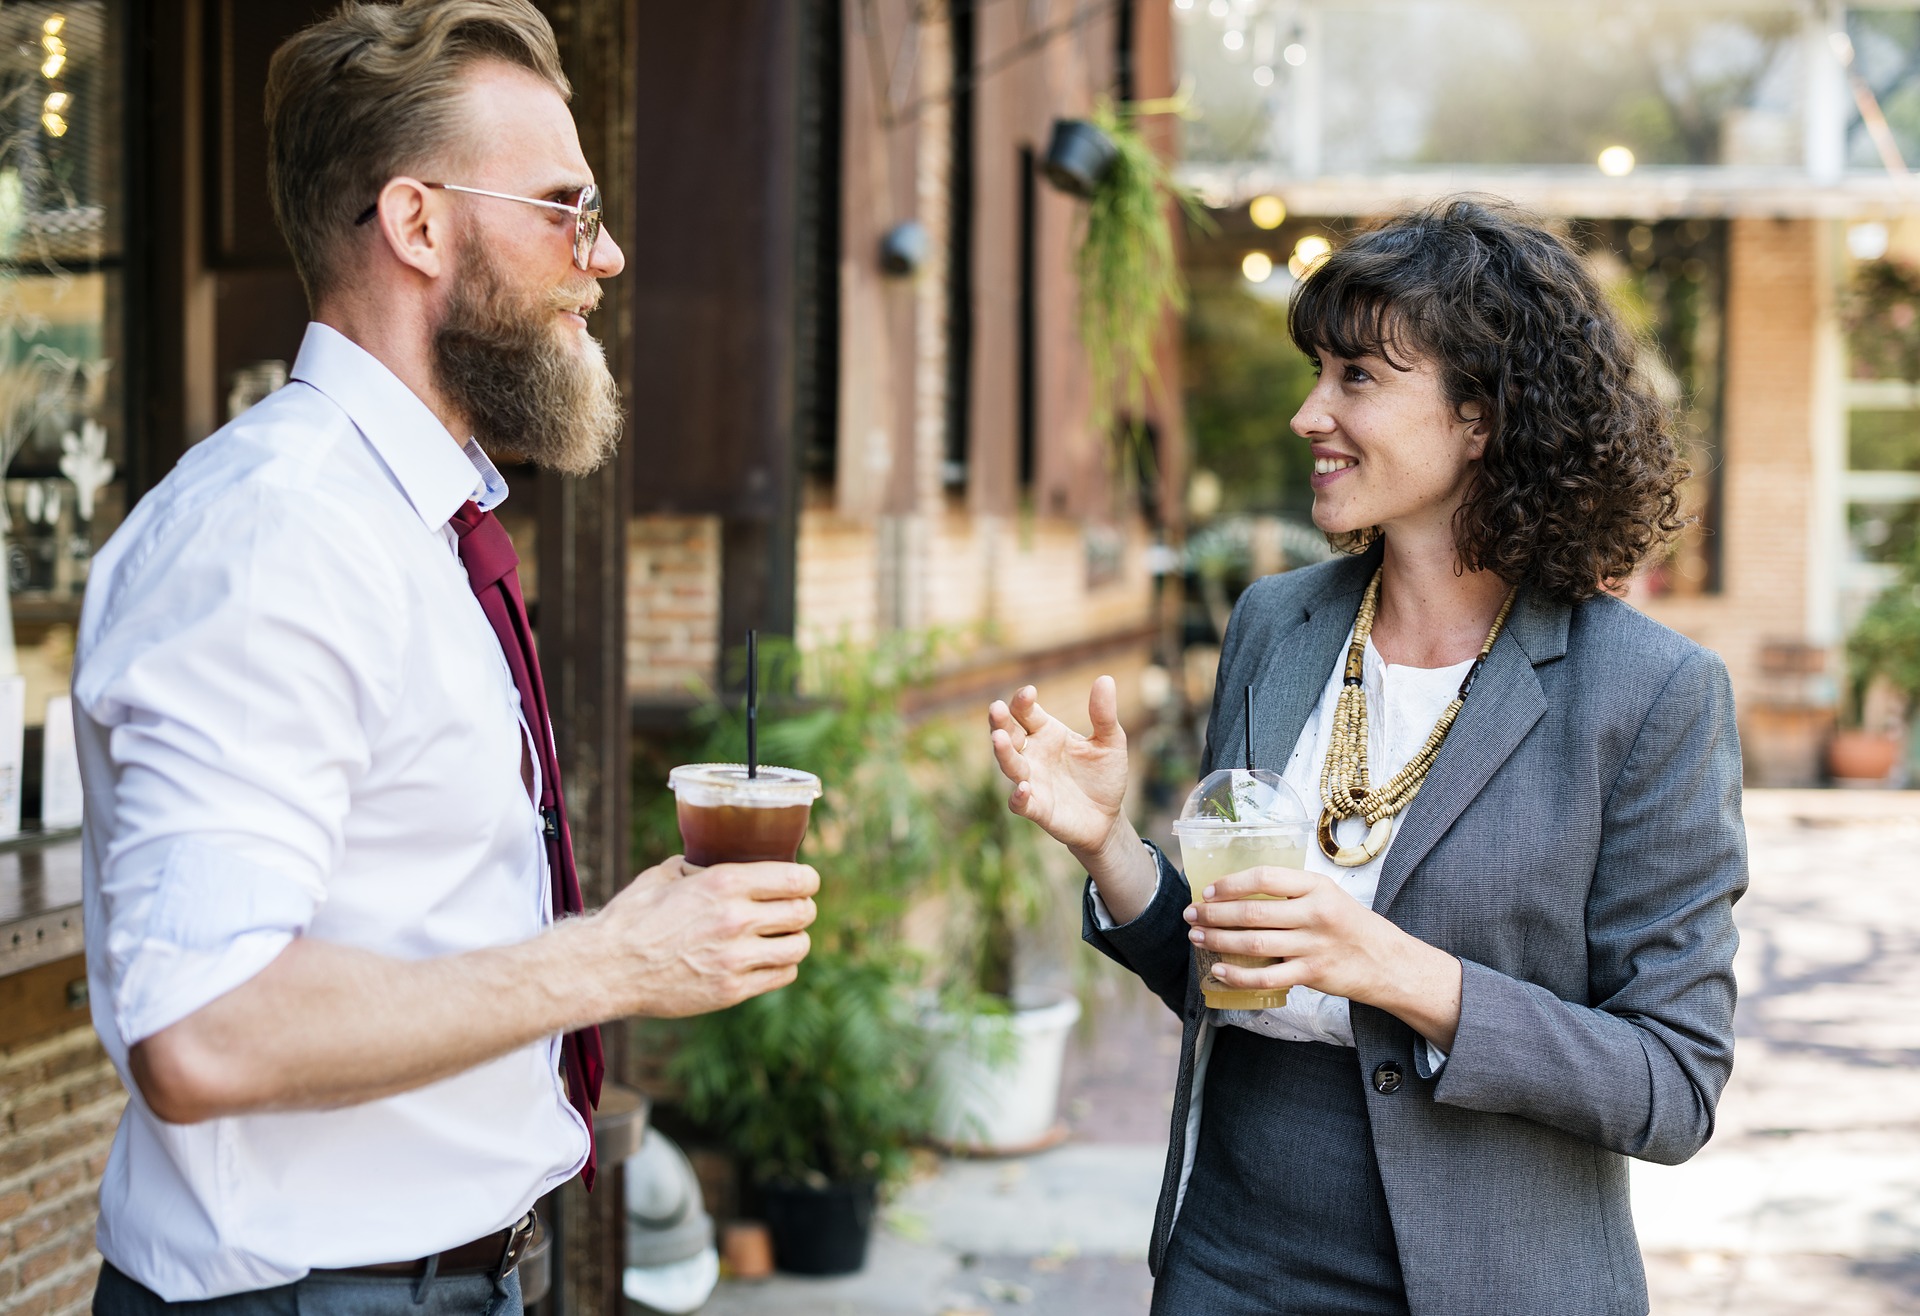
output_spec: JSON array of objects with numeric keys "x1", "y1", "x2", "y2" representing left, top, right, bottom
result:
[{"x1": 1085, "y1": 548, "x2": 1746, "y2": 1316}]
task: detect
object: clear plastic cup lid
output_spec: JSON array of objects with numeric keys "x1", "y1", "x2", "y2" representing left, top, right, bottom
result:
[
  {"x1": 667, "y1": 763, "x2": 822, "y2": 809},
  {"x1": 1170, "y1": 768, "x2": 1309, "y2": 834}
]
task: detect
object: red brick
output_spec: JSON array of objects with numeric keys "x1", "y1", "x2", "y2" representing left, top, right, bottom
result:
[
  {"x1": 0, "y1": 1264, "x2": 18, "y2": 1299},
  {"x1": 18, "y1": 1240, "x2": 67, "y2": 1288},
  {"x1": 7, "y1": 1282, "x2": 54, "y2": 1316},
  {"x1": 10, "y1": 1210, "x2": 58, "y2": 1254},
  {"x1": 61, "y1": 1077, "x2": 125, "y2": 1112},
  {"x1": 49, "y1": 1266, "x2": 96, "y2": 1314},
  {"x1": 0, "y1": 1141, "x2": 40, "y2": 1182},
  {"x1": 6, "y1": 1098, "x2": 64, "y2": 1135},
  {"x1": 0, "y1": 1064, "x2": 49, "y2": 1103},
  {"x1": 41, "y1": 1045, "x2": 103, "y2": 1084},
  {"x1": 27, "y1": 1163, "x2": 83, "y2": 1205},
  {"x1": 0, "y1": 1189, "x2": 27, "y2": 1224}
]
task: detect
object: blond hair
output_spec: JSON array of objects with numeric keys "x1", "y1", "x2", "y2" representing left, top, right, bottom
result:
[{"x1": 265, "y1": 0, "x2": 569, "y2": 303}]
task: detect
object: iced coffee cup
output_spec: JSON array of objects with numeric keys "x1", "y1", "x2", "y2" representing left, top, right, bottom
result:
[
  {"x1": 1171, "y1": 769, "x2": 1312, "y2": 1012},
  {"x1": 667, "y1": 763, "x2": 822, "y2": 867}
]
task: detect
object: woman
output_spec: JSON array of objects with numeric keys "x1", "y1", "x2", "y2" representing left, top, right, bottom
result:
[{"x1": 987, "y1": 198, "x2": 1745, "y2": 1316}]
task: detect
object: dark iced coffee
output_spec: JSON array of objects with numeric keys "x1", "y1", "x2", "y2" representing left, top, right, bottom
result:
[{"x1": 667, "y1": 764, "x2": 822, "y2": 867}]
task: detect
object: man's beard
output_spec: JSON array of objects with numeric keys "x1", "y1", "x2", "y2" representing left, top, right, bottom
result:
[{"x1": 432, "y1": 242, "x2": 623, "y2": 477}]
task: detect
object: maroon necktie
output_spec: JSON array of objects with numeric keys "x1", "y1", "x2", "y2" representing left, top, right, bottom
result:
[{"x1": 449, "y1": 500, "x2": 605, "y2": 1190}]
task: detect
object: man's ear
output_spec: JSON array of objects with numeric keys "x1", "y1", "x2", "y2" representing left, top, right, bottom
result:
[{"x1": 370, "y1": 177, "x2": 449, "y2": 280}]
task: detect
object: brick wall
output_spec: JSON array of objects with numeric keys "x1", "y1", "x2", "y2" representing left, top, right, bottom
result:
[
  {"x1": 626, "y1": 515, "x2": 721, "y2": 699},
  {"x1": 794, "y1": 504, "x2": 1156, "y2": 658},
  {"x1": 1633, "y1": 216, "x2": 1835, "y2": 785},
  {"x1": 0, "y1": 1025, "x2": 124, "y2": 1316}
]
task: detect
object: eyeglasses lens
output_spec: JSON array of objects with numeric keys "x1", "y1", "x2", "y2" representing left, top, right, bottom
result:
[{"x1": 574, "y1": 185, "x2": 602, "y2": 271}]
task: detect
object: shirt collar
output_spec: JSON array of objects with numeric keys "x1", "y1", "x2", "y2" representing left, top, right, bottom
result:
[{"x1": 289, "y1": 322, "x2": 511, "y2": 530}]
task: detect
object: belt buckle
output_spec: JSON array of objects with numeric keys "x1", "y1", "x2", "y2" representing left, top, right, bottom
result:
[{"x1": 495, "y1": 1210, "x2": 537, "y2": 1278}]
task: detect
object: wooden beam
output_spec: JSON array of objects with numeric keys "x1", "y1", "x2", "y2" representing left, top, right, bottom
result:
[
  {"x1": 0, "y1": 953, "x2": 91, "y2": 1049},
  {"x1": 533, "y1": 2, "x2": 636, "y2": 1314}
]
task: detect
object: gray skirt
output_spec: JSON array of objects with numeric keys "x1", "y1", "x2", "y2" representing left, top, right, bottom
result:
[{"x1": 1153, "y1": 1030, "x2": 1410, "y2": 1315}]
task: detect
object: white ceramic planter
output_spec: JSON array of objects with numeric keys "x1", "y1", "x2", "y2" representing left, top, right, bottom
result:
[{"x1": 927, "y1": 990, "x2": 1082, "y2": 1153}]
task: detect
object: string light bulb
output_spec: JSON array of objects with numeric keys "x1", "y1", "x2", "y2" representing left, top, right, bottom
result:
[
  {"x1": 1597, "y1": 145, "x2": 1636, "y2": 177},
  {"x1": 1223, "y1": 29, "x2": 1244, "y2": 51},
  {"x1": 1242, "y1": 251, "x2": 1275, "y2": 283},
  {"x1": 43, "y1": 14, "x2": 66, "y2": 36},
  {"x1": 1253, "y1": 65, "x2": 1274, "y2": 86},
  {"x1": 1284, "y1": 42, "x2": 1307, "y2": 66},
  {"x1": 1249, "y1": 195, "x2": 1286, "y2": 229},
  {"x1": 1289, "y1": 234, "x2": 1332, "y2": 279}
]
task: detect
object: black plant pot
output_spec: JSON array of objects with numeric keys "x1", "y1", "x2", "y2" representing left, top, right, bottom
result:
[
  {"x1": 762, "y1": 1179, "x2": 876, "y2": 1276},
  {"x1": 1043, "y1": 118, "x2": 1118, "y2": 198}
]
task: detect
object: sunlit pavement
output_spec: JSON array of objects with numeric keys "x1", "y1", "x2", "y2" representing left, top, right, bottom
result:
[
  {"x1": 1634, "y1": 789, "x2": 1920, "y2": 1314},
  {"x1": 692, "y1": 789, "x2": 1920, "y2": 1315}
]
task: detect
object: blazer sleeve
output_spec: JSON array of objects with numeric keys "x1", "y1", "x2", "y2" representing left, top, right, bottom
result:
[
  {"x1": 1431, "y1": 647, "x2": 1747, "y2": 1165},
  {"x1": 1077, "y1": 576, "x2": 1271, "y2": 1018},
  {"x1": 1081, "y1": 842, "x2": 1194, "y2": 1017}
]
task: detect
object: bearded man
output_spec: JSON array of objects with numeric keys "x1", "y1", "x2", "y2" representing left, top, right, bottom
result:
[{"x1": 72, "y1": 3, "x2": 817, "y2": 1313}]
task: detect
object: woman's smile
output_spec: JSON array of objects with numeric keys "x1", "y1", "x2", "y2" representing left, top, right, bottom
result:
[{"x1": 1311, "y1": 448, "x2": 1359, "y2": 488}]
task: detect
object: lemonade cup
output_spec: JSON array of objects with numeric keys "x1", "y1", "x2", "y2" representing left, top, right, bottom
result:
[{"x1": 1171, "y1": 769, "x2": 1312, "y2": 1011}]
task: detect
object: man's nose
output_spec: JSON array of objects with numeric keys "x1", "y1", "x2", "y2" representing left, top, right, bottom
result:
[{"x1": 588, "y1": 225, "x2": 624, "y2": 278}]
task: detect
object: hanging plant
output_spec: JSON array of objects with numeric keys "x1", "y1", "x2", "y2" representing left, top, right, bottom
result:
[
  {"x1": 1061, "y1": 97, "x2": 1208, "y2": 452},
  {"x1": 1844, "y1": 256, "x2": 1920, "y2": 383}
]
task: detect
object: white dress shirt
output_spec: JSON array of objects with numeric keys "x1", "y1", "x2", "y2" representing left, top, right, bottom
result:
[{"x1": 74, "y1": 323, "x2": 587, "y2": 1301}]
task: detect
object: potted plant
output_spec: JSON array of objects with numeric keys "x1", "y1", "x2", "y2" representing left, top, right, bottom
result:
[
  {"x1": 923, "y1": 771, "x2": 1081, "y2": 1154},
  {"x1": 635, "y1": 634, "x2": 951, "y2": 1274},
  {"x1": 1057, "y1": 97, "x2": 1206, "y2": 453},
  {"x1": 1836, "y1": 540, "x2": 1920, "y2": 783}
]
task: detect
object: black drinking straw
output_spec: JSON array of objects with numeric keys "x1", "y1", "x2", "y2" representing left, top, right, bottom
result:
[
  {"x1": 746, "y1": 629, "x2": 759, "y2": 780},
  {"x1": 1244, "y1": 685, "x2": 1256, "y2": 772}
]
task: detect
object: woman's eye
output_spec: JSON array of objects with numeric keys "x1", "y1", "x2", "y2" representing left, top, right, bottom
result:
[{"x1": 1342, "y1": 364, "x2": 1372, "y2": 384}]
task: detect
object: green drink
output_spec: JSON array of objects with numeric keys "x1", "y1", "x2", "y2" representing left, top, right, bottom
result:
[{"x1": 1172, "y1": 769, "x2": 1312, "y2": 1012}]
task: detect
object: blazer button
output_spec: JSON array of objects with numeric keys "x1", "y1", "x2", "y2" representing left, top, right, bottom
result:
[{"x1": 1372, "y1": 1061, "x2": 1403, "y2": 1095}]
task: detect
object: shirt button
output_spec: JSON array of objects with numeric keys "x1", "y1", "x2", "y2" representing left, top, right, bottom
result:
[{"x1": 1372, "y1": 1061, "x2": 1403, "y2": 1095}]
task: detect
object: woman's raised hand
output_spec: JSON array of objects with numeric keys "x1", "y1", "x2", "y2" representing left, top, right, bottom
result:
[{"x1": 987, "y1": 677, "x2": 1131, "y2": 855}]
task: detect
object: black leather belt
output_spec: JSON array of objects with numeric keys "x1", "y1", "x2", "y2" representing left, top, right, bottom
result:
[{"x1": 317, "y1": 1210, "x2": 537, "y2": 1279}]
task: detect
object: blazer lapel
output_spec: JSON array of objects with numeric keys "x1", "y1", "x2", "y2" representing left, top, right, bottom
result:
[
  {"x1": 1370, "y1": 586, "x2": 1567, "y2": 915},
  {"x1": 1234, "y1": 555, "x2": 1373, "y2": 775}
]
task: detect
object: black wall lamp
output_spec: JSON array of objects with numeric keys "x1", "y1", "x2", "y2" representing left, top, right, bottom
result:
[
  {"x1": 1041, "y1": 118, "x2": 1117, "y2": 198},
  {"x1": 879, "y1": 221, "x2": 929, "y2": 276}
]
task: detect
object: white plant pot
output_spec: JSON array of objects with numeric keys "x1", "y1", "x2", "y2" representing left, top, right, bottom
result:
[{"x1": 927, "y1": 990, "x2": 1081, "y2": 1154}]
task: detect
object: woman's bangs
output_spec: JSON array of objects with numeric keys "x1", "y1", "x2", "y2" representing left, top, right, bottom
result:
[{"x1": 1287, "y1": 273, "x2": 1413, "y2": 369}]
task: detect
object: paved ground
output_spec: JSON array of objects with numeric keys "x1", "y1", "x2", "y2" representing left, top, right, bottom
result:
[{"x1": 686, "y1": 789, "x2": 1920, "y2": 1315}]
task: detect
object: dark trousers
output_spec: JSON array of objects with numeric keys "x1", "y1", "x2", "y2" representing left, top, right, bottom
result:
[
  {"x1": 94, "y1": 1261, "x2": 521, "y2": 1316},
  {"x1": 1153, "y1": 1031, "x2": 1411, "y2": 1316}
]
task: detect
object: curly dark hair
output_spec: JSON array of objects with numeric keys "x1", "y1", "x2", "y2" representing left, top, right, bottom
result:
[{"x1": 1287, "y1": 196, "x2": 1688, "y2": 603}]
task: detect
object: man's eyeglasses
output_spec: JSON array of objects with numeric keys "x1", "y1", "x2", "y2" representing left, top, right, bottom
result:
[{"x1": 354, "y1": 182, "x2": 603, "y2": 272}]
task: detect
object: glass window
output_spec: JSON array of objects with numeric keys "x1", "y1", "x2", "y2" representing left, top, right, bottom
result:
[
  {"x1": 1179, "y1": 2, "x2": 1809, "y2": 172},
  {"x1": 0, "y1": 1, "x2": 125, "y2": 834}
]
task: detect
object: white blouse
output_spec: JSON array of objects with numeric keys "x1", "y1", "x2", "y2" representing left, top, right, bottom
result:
[{"x1": 1220, "y1": 625, "x2": 1472, "y2": 1059}]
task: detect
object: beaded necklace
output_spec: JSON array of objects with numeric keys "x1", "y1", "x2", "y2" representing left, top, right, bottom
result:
[{"x1": 1316, "y1": 568, "x2": 1519, "y2": 867}]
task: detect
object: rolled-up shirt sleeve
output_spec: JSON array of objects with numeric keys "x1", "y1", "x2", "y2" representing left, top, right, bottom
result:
[{"x1": 75, "y1": 483, "x2": 406, "y2": 1047}]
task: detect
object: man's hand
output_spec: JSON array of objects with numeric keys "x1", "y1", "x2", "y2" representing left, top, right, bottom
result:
[
  {"x1": 129, "y1": 855, "x2": 820, "y2": 1124},
  {"x1": 589, "y1": 855, "x2": 818, "y2": 1019}
]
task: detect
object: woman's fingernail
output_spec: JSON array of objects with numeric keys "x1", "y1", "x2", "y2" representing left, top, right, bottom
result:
[
  {"x1": 1188, "y1": 929, "x2": 1204, "y2": 943},
  {"x1": 1203, "y1": 885, "x2": 1216, "y2": 900},
  {"x1": 1182, "y1": 906, "x2": 1197, "y2": 922}
]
